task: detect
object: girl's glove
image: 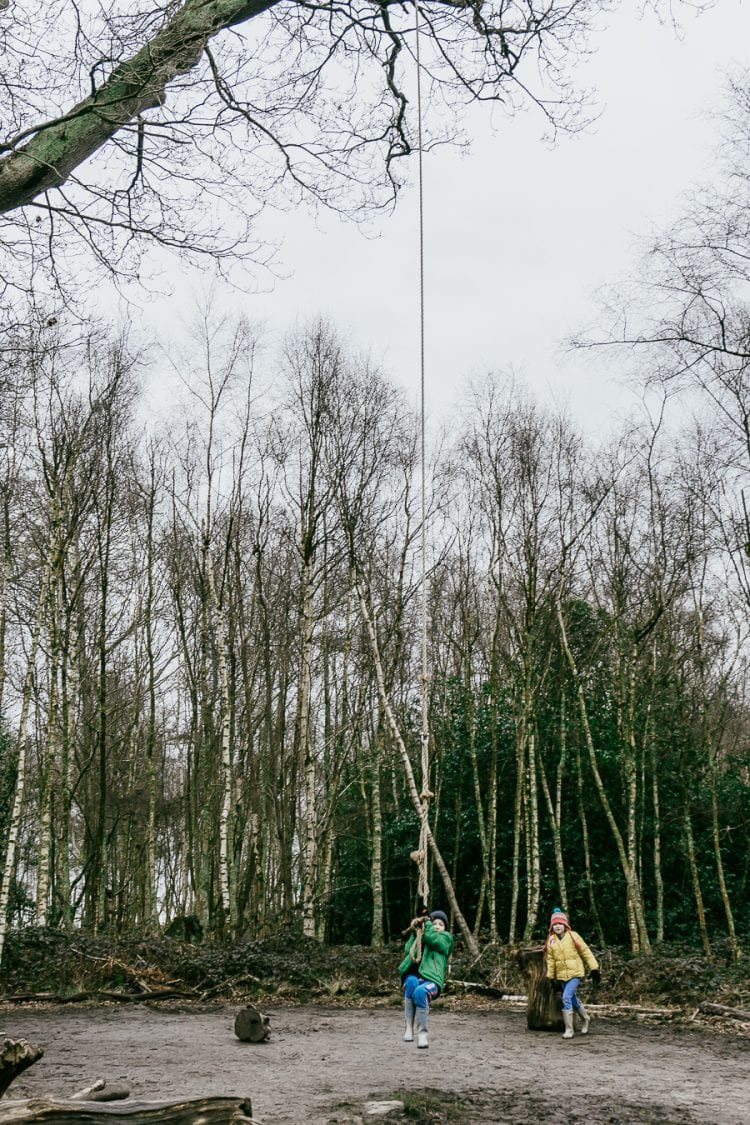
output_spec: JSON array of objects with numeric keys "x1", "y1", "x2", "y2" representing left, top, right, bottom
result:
[
  {"x1": 589, "y1": 969, "x2": 601, "y2": 985},
  {"x1": 549, "y1": 979, "x2": 563, "y2": 992},
  {"x1": 410, "y1": 917, "x2": 425, "y2": 930}
]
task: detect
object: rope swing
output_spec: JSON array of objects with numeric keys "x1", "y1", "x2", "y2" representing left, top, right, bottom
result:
[
  {"x1": 355, "y1": 2, "x2": 479, "y2": 960},
  {"x1": 409, "y1": 0, "x2": 433, "y2": 913}
]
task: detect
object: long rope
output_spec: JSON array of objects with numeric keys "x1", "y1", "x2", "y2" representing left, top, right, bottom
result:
[{"x1": 413, "y1": 0, "x2": 432, "y2": 913}]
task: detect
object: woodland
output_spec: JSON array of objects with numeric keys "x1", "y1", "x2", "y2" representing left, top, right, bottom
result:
[
  {"x1": 0, "y1": 307, "x2": 749, "y2": 966},
  {"x1": 1, "y1": 0, "x2": 750, "y2": 983}
]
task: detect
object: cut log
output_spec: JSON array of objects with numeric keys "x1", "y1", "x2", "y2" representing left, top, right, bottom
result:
[
  {"x1": 233, "y1": 1006, "x2": 271, "y2": 1043},
  {"x1": 516, "y1": 948, "x2": 564, "y2": 1032},
  {"x1": 0, "y1": 1096, "x2": 254, "y2": 1123},
  {"x1": 0, "y1": 1038, "x2": 44, "y2": 1097}
]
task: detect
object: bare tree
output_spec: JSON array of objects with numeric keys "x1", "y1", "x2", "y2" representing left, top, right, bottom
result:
[
  {"x1": 0, "y1": 2, "x2": 689, "y2": 293},
  {"x1": 272, "y1": 322, "x2": 343, "y2": 939},
  {"x1": 588, "y1": 68, "x2": 750, "y2": 586},
  {"x1": 164, "y1": 306, "x2": 258, "y2": 934}
]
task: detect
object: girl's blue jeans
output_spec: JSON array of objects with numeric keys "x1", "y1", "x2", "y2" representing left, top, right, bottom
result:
[
  {"x1": 403, "y1": 974, "x2": 440, "y2": 1010},
  {"x1": 561, "y1": 977, "x2": 582, "y2": 1012}
]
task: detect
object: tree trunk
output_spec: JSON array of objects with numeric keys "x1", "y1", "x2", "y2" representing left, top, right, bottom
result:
[
  {"x1": 0, "y1": 566, "x2": 50, "y2": 966},
  {"x1": 369, "y1": 740, "x2": 385, "y2": 948},
  {"x1": 35, "y1": 566, "x2": 60, "y2": 925},
  {"x1": 575, "y1": 740, "x2": 605, "y2": 949},
  {"x1": 683, "y1": 800, "x2": 711, "y2": 959},
  {"x1": 710, "y1": 774, "x2": 738, "y2": 961},
  {"x1": 516, "y1": 949, "x2": 564, "y2": 1032},
  {"x1": 538, "y1": 730, "x2": 567, "y2": 912},
  {"x1": 556, "y1": 595, "x2": 650, "y2": 952},
  {"x1": 0, "y1": 490, "x2": 10, "y2": 715},
  {"x1": 508, "y1": 736, "x2": 524, "y2": 945},
  {"x1": 143, "y1": 458, "x2": 159, "y2": 930},
  {"x1": 644, "y1": 642, "x2": 664, "y2": 944},
  {"x1": 205, "y1": 533, "x2": 233, "y2": 935},
  {"x1": 298, "y1": 553, "x2": 318, "y2": 940},
  {"x1": 523, "y1": 727, "x2": 541, "y2": 941}
]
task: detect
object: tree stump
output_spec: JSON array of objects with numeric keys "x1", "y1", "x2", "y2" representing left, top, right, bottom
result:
[
  {"x1": 234, "y1": 1005, "x2": 271, "y2": 1043},
  {"x1": 516, "y1": 948, "x2": 564, "y2": 1032},
  {"x1": 0, "y1": 1038, "x2": 45, "y2": 1097}
]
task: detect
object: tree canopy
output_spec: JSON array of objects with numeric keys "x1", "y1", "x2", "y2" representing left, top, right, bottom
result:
[{"x1": 0, "y1": 0, "x2": 687, "y2": 296}]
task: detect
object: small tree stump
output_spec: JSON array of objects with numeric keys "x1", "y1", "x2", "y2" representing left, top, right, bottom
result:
[
  {"x1": 0, "y1": 1038, "x2": 44, "y2": 1097},
  {"x1": 234, "y1": 1005, "x2": 271, "y2": 1043},
  {"x1": 516, "y1": 948, "x2": 564, "y2": 1032}
]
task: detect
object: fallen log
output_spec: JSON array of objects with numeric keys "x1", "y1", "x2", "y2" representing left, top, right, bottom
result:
[
  {"x1": 698, "y1": 1001, "x2": 750, "y2": 1022},
  {"x1": 0, "y1": 1096, "x2": 254, "y2": 1123},
  {"x1": 0, "y1": 990, "x2": 198, "y2": 1005},
  {"x1": 596, "y1": 1004, "x2": 678, "y2": 1016},
  {"x1": 0, "y1": 1038, "x2": 45, "y2": 1097}
]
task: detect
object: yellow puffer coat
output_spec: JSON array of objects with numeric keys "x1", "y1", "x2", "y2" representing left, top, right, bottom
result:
[{"x1": 546, "y1": 930, "x2": 598, "y2": 982}]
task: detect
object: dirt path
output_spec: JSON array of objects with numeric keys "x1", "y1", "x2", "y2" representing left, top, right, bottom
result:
[{"x1": 1, "y1": 1002, "x2": 747, "y2": 1123}]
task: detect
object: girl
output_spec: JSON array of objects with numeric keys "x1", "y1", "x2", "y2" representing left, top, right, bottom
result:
[
  {"x1": 398, "y1": 909, "x2": 454, "y2": 1049},
  {"x1": 545, "y1": 907, "x2": 601, "y2": 1039}
]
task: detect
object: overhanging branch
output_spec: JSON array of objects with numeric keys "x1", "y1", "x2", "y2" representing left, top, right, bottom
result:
[{"x1": 0, "y1": 0, "x2": 280, "y2": 214}]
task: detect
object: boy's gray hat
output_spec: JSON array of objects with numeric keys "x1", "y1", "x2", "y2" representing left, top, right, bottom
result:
[{"x1": 429, "y1": 910, "x2": 449, "y2": 926}]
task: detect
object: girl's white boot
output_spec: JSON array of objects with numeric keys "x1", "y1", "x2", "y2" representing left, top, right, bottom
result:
[
  {"x1": 403, "y1": 998, "x2": 415, "y2": 1042},
  {"x1": 416, "y1": 1009, "x2": 429, "y2": 1049}
]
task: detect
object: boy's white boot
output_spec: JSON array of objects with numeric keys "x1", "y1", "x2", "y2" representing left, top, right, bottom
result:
[
  {"x1": 576, "y1": 1001, "x2": 590, "y2": 1035},
  {"x1": 403, "y1": 998, "x2": 415, "y2": 1042},
  {"x1": 562, "y1": 1010, "x2": 575, "y2": 1039},
  {"x1": 416, "y1": 1008, "x2": 429, "y2": 1049}
]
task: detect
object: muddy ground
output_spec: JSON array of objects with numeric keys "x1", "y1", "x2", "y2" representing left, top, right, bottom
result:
[{"x1": 1, "y1": 1000, "x2": 747, "y2": 1124}]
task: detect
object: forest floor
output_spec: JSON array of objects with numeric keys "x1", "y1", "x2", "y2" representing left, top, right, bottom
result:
[{"x1": 1, "y1": 929, "x2": 749, "y2": 1123}]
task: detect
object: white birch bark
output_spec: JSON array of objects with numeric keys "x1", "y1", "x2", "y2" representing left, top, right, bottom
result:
[
  {"x1": 205, "y1": 539, "x2": 233, "y2": 932},
  {"x1": 298, "y1": 554, "x2": 317, "y2": 939},
  {"x1": 34, "y1": 571, "x2": 60, "y2": 924},
  {"x1": 0, "y1": 566, "x2": 50, "y2": 965}
]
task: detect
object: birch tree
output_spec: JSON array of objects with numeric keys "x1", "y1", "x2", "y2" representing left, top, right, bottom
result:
[
  {"x1": 273, "y1": 323, "x2": 342, "y2": 939},
  {"x1": 166, "y1": 309, "x2": 257, "y2": 934}
]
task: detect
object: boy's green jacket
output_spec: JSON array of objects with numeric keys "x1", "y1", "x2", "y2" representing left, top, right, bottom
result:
[{"x1": 398, "y1": 920, "x2": 454, "y2": 989}]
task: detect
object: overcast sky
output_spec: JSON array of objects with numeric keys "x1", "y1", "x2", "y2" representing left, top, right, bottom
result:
[{"x1": 137, "y1": 1, "x2": 750, "y2": 436}]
